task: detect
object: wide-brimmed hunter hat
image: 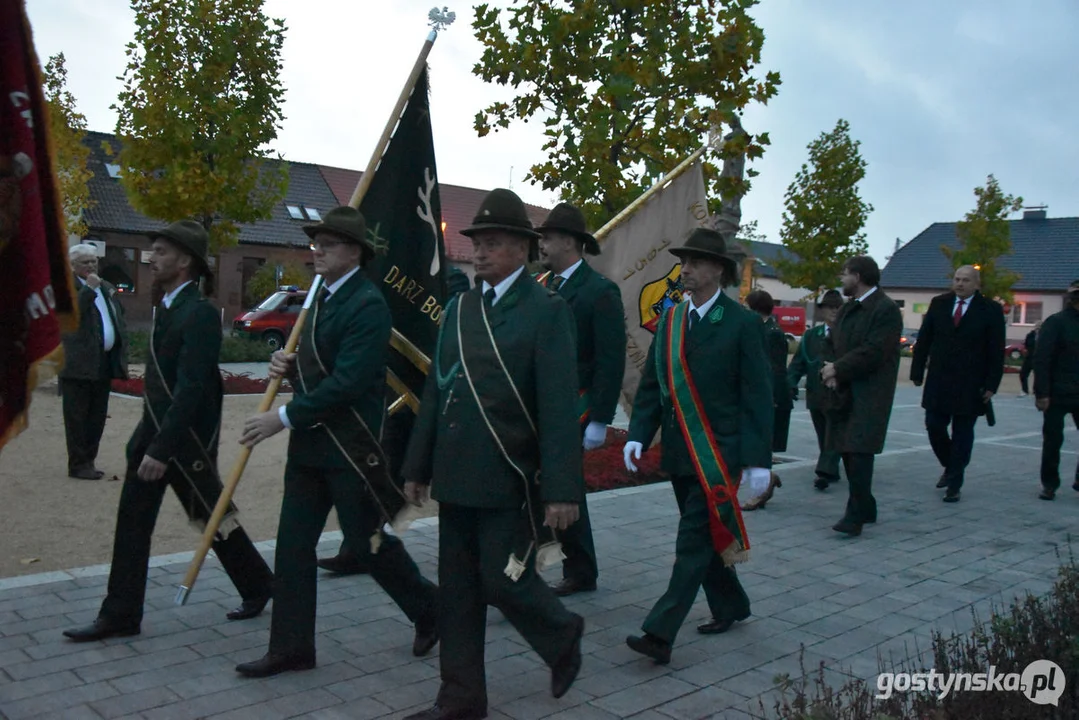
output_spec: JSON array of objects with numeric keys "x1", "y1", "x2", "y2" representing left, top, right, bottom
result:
[
  {"x1": 817, "y1": 289, "x2": 845, "y2": 309},
  {"x1": 669, "y1": 228, "x2": 740, "y2": 277},
  {"x1": 536, "y1": 202, "x2": 600, "y2": 256},
  {"x1": 303, "y1": 206, "x2": 372, "y2": 258},
  {"x1": 460, "y1": 188, "x2": 541, "y2": 241},
  {"x1": 148, "y1": 220, "x2": 213, "y2": 278}
]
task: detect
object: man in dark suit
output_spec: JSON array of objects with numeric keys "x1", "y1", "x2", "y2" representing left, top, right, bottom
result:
[
  {"x1": 821, "y1": 256, "x2": 903, "y2": 536},
  {"x1": 622, "y1": 228, "x2": 773, "y2": 665},
  {"x1": 1034, "y1": 279, "x2": 1079, "y2": 501},
  {"x1": 402, "y1": 189, "x2": 585, "y2": 720},
  {"x1": 63, "y1": 220, "x2": 274, "y2": 643},
  {"x1": 61, "y1": 243, "x2": 128, "y2": 479},
  {"x1": 910, "y1": 265, "x2": 1005, "y2": 502},
  {"x1": 235, "y1": 206, "x2": 439, "y2": 678},
  {"x1": 535, "y1": 202, "x2": 626, "y2": 596}
]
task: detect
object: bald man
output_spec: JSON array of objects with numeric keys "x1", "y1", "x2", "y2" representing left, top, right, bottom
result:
[{"x1": 911, "y1": 266, "x2": 1005, "y2": 502}]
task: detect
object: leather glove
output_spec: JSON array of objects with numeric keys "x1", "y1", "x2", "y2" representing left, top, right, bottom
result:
[
  {"x1": 623, "y1": 441, "x2": 643, "y2": 472},
  {"x1": 583, "y1": 422, "x2": 607, "y2": 450}
]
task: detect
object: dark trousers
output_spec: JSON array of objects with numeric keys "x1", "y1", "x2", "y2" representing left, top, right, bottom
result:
[
  {"x1": 641, "y1": 475, "x2": 750, "y2": 644},
  {"x1": 271, "y1": 463, "x2": 437, "y2": 655},
  {"x1": 1019, "y1": 357, "x2": 1034, "y2": 394},
  {"x1": 1040, "y1": 405, "x2": 1079, "y2": 490},
  {"x1": 925, "y1": 410, "x2": 977, "y2": 490},
  {"x1": 773, "y1": 403, "x2": 792, "y2": 453},
  {"x1": 561, "y1": 422, "x2": 599, "y2": 583},
  {"x1": 61, "y1": 376, "x2": 112, "y2": 472},
  {"x1": 100, "y1": 461, "x2": 273, "y2": 625},
  {"x1": 841, "y1": 453, "x2": 877, "y2": 524},
  {"x1": 437, "y1": 503, "x2": 580, "y2": 713},
  {"x1": 809, "y1": 408, "x2": 841, "y2": 480}
]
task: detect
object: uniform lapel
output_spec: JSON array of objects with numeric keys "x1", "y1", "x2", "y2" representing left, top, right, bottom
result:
[
  {"x1": 488, "y1": 270, "x2": 530, "y2": 330},
  {"x1": 558, "y1": 261, "x2": 590, "y2": 304},
  {"x1": 685, "y1": 293, "x2": 730, "y2": 356}
]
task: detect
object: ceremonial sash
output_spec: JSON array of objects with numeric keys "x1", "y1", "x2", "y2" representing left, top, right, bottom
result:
[
  {"x1": 661, "y1": 303, "x2": 750, "y2": 566},
  {"x1": 577, "y1": 389, "x2": 591, "y2": 425},
  {"x1": 296, "y1": 296, "x2": 408, "y2": 528}
]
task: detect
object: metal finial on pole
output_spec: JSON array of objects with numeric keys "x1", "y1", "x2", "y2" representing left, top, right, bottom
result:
[{"x1": 428, "y1": 6, "x2": 456, "y2": 33}]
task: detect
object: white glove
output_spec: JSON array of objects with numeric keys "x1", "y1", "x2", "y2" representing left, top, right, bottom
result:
[
  {"x1": 741, "y1": 467, "x2": 771, "y2": 497},
  {"x1": 583, "y1": 422, "x2": 607, "y2": 450},
  {"x1": 623, "y1": 441, "x2": 643, "y2": 472}
]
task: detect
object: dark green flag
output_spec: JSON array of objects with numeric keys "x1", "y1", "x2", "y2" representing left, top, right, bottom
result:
[{"x1": 360, "y1": 67, "x2": 448, "y2": 403}]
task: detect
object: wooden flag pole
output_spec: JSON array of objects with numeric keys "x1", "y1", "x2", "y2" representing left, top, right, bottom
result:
[{"x1": 176, "y1": 275, "x2": 324, "y2": 605}]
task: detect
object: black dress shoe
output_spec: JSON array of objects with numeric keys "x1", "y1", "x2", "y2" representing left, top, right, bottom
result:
[
  {"x1": 226, "y1": 595, "x2": 270, "y2": 621},
  {"x1": 698, "y1": 612, "x2": 749, "y2": 635},
  {"x1": 813, "y1": 476, "x2": 832, "y2": 491},
  {"x1": 626, "y1": 633, "x2": 671, "y2": 664},
  {"x1": 551, "y1": 615, "x2": 584, "y2": 698},
  {"x1": 63, "y1": 617, "x2": 140, "y2": 642},
  {"x1": 403, "y1": 705, "x2": 487, "y2": 720},
  {"x1": 832, "y1": 519, "x2": 863, "y2": 536},
  {"x1": 412, "y1": 620, "x2": 440, "y2": 657},
  {"x1": 68, "y1": 467, "x2": 104, "y2": 480},
  {"x1": 550, "y1": 577, "x2": 597, "y2": 596},
  {"x1": 936, "y1": 473, "x2": 949, "y2": 489},
  {"x1": 316, "y1": 552, "x2": 369, "y2": 575},
  {"x1": 235, "y1": 651, "x2": 315, "y2": 678},
  {"x1": 942, "y1": 490, "x2": 960, "y2": 503},
  {"x1": 1039, "y1": 487, "x2": 1056, "y2": 501}
]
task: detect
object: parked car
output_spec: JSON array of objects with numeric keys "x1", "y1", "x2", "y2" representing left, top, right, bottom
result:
[
  {"x1": 1005, "y1": 342, "x2": 1027, "y2": 361},
  {"x1": 900, "y1": 328, "x2": 919, "y2": 349},
  {"x1": 232, "y1": 287, "x2": 308, "y2": 350},
  {"x1": 772, "y1": 306, "x2": 807, "y2": 343}
]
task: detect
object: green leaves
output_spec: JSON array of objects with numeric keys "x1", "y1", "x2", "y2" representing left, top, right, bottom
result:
[
  {"x1": 775, "y1": 119, "x2": 873, "y2": 294},
  {"x1": 112, "y1": 0, "x2": 288, "y2": 253},
  {"x1": 43, "y1": 53, "x2": 94, "y2": 237},
  {"x1": 470, "y1": 0, "x2": 780, "y2": 228},
  {"x1": 944, "y1": 174, "x2": 1023, "y2": 303}
]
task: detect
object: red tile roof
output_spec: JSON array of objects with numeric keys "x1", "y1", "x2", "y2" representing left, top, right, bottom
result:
[{"x1": 317, "y1": 165, "x2": 549, "y2": 262}]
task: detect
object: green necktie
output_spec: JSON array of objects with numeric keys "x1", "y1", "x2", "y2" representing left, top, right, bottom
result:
[
  {"x1": 549, "y1": 275, "x2": 565, "y2": 292},
  {"x1": 484, "y1": 288, "x2": 497, "y2": 306}
]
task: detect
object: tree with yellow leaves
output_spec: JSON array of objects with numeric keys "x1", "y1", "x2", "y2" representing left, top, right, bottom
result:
[{"x1": 43, "y1": 53, "x2": 93, "y2": 238}]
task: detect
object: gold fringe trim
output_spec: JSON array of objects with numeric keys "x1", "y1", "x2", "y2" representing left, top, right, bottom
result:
[
  {"x1": 0, "y1": 344, "x2": 65, "y2": 452},
  {"x1": 721, "y1": 544, "x2": 750, "y2": 568}
]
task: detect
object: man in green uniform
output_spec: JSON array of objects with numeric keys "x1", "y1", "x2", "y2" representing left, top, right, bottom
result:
[
  {"x1": 235, "y1": 206, "x2": 438, "y2": 678},
  {"x1": 402, "y1": 189, "x2": 586, "y2": 720},
  {"x1": 622, "y1": 228, "x2": 773, "y2": 664},
  {"x1": 535, "y1": 202, "x2": 626, "y2": 596},
  {"x1": 787, "y1": 290, "x2": 845, "y2": 490},
  {"x1": 63, "y1": 221, "x2": 273, "y2": 642}
]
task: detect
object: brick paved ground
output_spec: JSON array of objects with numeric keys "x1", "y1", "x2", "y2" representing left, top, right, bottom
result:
[{"x1": 0, "y1": 387, "x2": 1075, "y2": 719}]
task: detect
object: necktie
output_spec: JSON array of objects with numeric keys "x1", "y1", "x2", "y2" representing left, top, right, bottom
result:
[
  {"x1": 953, "y1": 299, "x2": 964, "y2": 327},
  {"x1": 549, "y1": 275, "x2": 565, "y2": 292},
  {"x1": 484, "y1": 288, "x2": 497, "y2": 307},
  {"x1": 689, "y1": 308, "x2": 700, "y2": 331}
]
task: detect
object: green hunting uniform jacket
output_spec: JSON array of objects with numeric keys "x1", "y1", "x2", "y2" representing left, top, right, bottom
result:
[
  {"x1": 129, "y1": 283, "x2": 221, "y2": 464},
  {"x1": 284, "y1": 271, "x2": 391, "y2": 469},
  {"x1": 826, "y1": 288, "x2": 903, "y2": 455},
  {"x1": 554, "y1": 261, "x2": 626, "y2": 425},
  {"x1": 628, "y1": 293, "x2": 774, "y2": 476},
  {"x1": 787, "y1": 325, "x2": 834, "y2": 411},
  {"x1": 403, "y1": 270, "x2": 584, "y2": 509}
]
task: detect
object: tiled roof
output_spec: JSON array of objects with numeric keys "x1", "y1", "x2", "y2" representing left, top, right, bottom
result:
[
  {"x1": 743, "y1": 240, "x2": 798, "y2": 280},
  {"x1": 82, "y1": 131, "x2": 339, "y2": 248},
  {"x1": 317, "y1": 164, "x2": 548, "y2": 262},
  {"x1": 881, "y1": 216, "x2": 1079, "y2": 292}
]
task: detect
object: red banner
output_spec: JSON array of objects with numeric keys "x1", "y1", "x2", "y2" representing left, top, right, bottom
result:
[{"x1": 0, "y1": 0, "x2": 77, "y2": 450}]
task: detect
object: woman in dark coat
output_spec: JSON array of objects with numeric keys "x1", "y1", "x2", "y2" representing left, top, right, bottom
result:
[{"x1": 742, "y1": 289, "x2": 788, "y2": 510}]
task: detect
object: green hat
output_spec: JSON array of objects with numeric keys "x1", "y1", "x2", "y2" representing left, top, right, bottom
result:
[
  {"x1": 148, "y1": 220, "x2": 213, "y2": 278},
  {"x1": 303, "y1": 206, "x2": 372, "y2": 259},
  {"x1": 460, "y1": 188, "x2": 541, "y2": 241},
  {"x1": 536, "y1": 202, "x2": 600, "y2": 255},
  {"x1": 818, "y1": 289, "x2": 844, "y2": 308},
  {"x1": 669, "y1": 228, "x2": 740, "y2": 278}
]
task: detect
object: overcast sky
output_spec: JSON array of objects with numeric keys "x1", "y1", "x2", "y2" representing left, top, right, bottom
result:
[{"x1": 26, "y1": 0, "x2": 1079, "y2": 263}]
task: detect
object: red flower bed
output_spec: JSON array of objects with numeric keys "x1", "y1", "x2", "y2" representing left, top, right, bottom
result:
[
  {"x1": 112, "y1": 371, "x2": 291, "y2": 397},
  {"x1": 584, "y1": 427, "x2": 666, "y2": 492}
]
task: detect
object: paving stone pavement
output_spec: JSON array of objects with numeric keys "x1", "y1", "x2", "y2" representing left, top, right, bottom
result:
[{"x1": 0, "y1": 387, "x2": 1076, "y2": 720}]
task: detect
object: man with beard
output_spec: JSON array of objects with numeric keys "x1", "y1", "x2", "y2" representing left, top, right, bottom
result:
[
  {"x1": 535, "y1": 202, "x2": 626, "y2": 596},
  {"x1": 622, "y1": 228, "x2": 773, "y2": 664},
  {"x1": 63, "y1": 220, "x2": 273, "y2": 642},
  {"x1": 910, "y1": 265, "x2": 1005, "y2": 502},
  {"x1": 821, "y1": 256, "x2": 903, "y2": 536}
]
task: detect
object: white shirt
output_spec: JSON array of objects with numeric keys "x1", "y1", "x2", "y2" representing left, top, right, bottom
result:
[
  {"x1": 481, "y1": 265, "x2": 526, "y2": 306},
  {"x1": 553, "y1": 258, "x2": 584, "y2": 285},
  {"x1": 856, "y1": 286, "x2": 877, "y2": 304},
  {"x1": 280, "y1": 265, "x2": 362, "y2": 429},
  {"x1": 953, "y1": 294, "x2": 972, "y2": 318},
  {"x1": 80, "y1": 277, "x2": 116, "y2": 352},
  {"x1": 161, "y1": 281, "x2": 193, "y2": 309},
  {"x1": 688, "y1": 286, "x2": 723, "y2": 321}
]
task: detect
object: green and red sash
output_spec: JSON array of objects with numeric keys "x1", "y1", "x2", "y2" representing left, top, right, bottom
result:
[{"x1": 662, "y1": 303, "x2": 750, "y2": 566}]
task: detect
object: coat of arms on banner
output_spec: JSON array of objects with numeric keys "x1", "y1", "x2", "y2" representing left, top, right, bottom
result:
[{"x1": 638, "y1": 264, "x2": 684, "y2": 333}]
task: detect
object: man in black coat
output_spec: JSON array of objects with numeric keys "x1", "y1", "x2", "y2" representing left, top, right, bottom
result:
[
  {"x1": 910, "y1": 265, "x2": 1005, "y2": 502},
  {"x1": 61, "y1": 243, "x2": 128, "y2": 479},
  {"x1": 1034, "y1": 279, "x2": 1079, "y2": 501},
  {"x1": 821, "y1": 256, "x2": 903, "y2": 536}
]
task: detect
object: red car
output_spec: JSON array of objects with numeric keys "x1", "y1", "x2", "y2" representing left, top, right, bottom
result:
[{"x1": 232, "y1": 287, "x2": 307, "y2": 350}]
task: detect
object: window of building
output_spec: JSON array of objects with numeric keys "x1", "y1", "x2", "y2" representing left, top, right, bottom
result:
[
  {"x1": 286, "y1": 204, "x2": 305, "y2": 220},
  {"x1": 104, "y1": 164, "x2": 122, "y2": 179},
  {"x1": 100, "y1": 246, "x2": 138, "y2": 293},
  {"x1": 1011, "y1": 301, "x2": 1043, "y2": 325},
  {"x1": 304, "y1": 206, "x2": 321, "y2": 221}
]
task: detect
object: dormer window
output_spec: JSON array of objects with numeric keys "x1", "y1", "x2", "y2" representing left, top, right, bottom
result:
[
  {"x1": 305, "y1": 207, "x2": 321, "y2": 221},
  {"x1": 285, "y1": 204, "x2": 322, "y2": 221},
  {"x1": 286, "y1": 205, "x2": 305, "y2": 220},
  {"x1": 105, "y1": 164, "x2": 122, "y2": 179}
]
